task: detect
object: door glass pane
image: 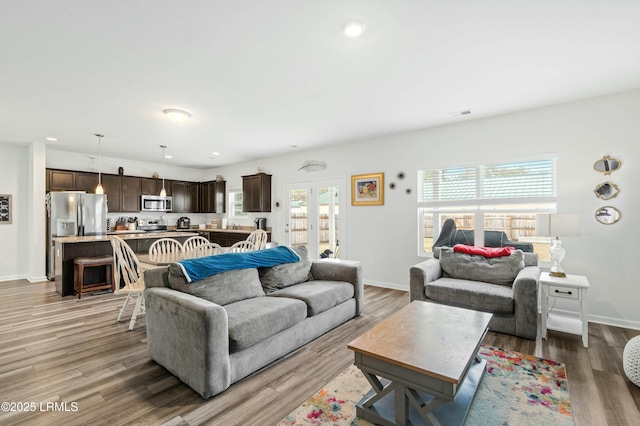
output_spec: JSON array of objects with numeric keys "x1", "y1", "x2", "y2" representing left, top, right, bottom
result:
[
  {"x1": 289, "y1": 188, "x2": 308, "y2": 252},
  {"x1": 318, "y1": 187, "x2": 340, "y2": 259}
]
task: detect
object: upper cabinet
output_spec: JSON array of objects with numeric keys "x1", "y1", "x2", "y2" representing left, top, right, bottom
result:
[
  {"x1": 47, "y1": 170, "x2": 76, "y2": 191},
  {"x1": 242, "y1": 173, "x2": 272, "y2": 212},
  {"x1": 199, "y1": 181, "x2": 226, "y2": 213},
  {"x1": 46, "y1": 168, "x2": 226, "y2": 214}
]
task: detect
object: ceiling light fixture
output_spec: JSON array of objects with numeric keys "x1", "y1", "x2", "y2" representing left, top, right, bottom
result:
[
  {"x1": 94, "y1": 133, "x2": 105, "y2": 194},
  {"x1": 163, "y1": 109, "x2": 191, "y2": 123},
  {"x1": 160, "y1": 145, "x2": 167, "y2": 197},
  {"x1": 46, "y1": 137, "x2": 58, "y2": 142},
  {"x1": 343, "y1": 20, "x2": 366, "y2": 37}
]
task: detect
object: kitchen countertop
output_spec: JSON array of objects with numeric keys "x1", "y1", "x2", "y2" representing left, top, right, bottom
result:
[
  {"x1": 195, "y1": 228, "x2": 271, "y2": 234},
  {"x1": 53, "y1": 231, "x2": 198, "y2": 243}
]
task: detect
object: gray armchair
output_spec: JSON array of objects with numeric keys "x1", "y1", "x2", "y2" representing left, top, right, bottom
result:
[{"x1": 410, "y1": 249, "x2": 539, "y2": 340}]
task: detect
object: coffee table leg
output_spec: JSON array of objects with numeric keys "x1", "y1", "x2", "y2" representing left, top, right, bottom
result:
[{"x1": 394, "y1": 383, "x2": 409, "y2": 424}]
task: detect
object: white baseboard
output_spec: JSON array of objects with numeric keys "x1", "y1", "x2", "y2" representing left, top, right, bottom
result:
[
  {"x1": 0, "y1": 274, "x2": 28, "y2": 282},
  {"x1": 0, "y1": 274, "x2": 48, "y2": 283},
  {"x1": 364, "y1": 279, "x2": 408, "y2": 292}
]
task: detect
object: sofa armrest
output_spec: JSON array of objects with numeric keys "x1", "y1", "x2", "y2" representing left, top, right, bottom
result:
[
  {"x1": 144, "y1": 267, "x2": 170, "y2": 288},
  {"x1": 145, "y1": 287, "x2": 231, "y2": 399},
  {"x1": 311, "y1": 260, "x2": 364, "y2": 315},
  {"x1": 511, "y1": 266, "x2": 540, "y2": 340},
  {"x1": 409, "y1": 259, "x2": 442, "y2": 302}
]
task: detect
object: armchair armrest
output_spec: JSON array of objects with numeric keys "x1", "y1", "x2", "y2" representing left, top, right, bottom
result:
[
  {"x1": 511, "y1": 265, "x2": 540, "y2": 340},
  {"x1": 311, "y1": 260, "x2": 364, "y2": 315},
  {"x1": 145, "y1": 287, "x2": 231, "y2": 399},
  {"x1": 409, "y1": 259, "x2": 442, "y2": 302}
]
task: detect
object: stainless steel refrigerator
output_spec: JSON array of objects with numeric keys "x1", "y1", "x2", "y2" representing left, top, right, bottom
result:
[{"x1": 47, "y1": 191, "x2": 108, "y2": 280}]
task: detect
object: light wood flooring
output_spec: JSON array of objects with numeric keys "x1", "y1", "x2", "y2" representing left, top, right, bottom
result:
[{"x1": 1, "y1": 279, "x2": 639, "y2": 425}]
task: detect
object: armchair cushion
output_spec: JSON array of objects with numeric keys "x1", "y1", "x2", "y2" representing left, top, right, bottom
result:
[
  {"x1": 440, "y1": 249, "x2": 525, "y2": 286},
  {"x1": 425, "y1": 277, "x2": 514, "y2": 314}
]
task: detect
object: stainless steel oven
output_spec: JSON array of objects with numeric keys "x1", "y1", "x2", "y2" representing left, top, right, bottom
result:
[{"x1": 140, "y1": 195, "x2": 172, "y2": 212}]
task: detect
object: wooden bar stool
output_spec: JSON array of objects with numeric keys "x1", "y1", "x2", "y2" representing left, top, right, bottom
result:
[{"x1": 74, "y1": 255, "x2": 115, "y2": 299}]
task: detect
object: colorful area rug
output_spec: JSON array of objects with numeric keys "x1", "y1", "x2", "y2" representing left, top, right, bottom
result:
[{"x1": 278, "y1": 345, "x2": 574, "y2": 425}]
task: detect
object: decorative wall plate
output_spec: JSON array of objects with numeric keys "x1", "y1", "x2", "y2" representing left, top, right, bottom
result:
[
  {"x1": 594, "y1": 155, "x2": 622, "y2": 175},
  {"x1": 594, "y1": 182, "x2": 620, "y2": 200},
  {"x1": 595, "y1": 206, "x2": 621, "y2": 225}
]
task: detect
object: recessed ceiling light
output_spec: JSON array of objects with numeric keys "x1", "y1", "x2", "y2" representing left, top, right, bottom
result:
[
  {"x1": 46, "y1": 137, "x2": 58, "y2": 142},
  {"x1": 211, "y1": 151, "x2": 220, "y2": 156},
  {"x1": 165, "y1": 155, "x2": 173, "y2": 159},
  {"x1": 343, "y1": 20, "x2": 366, "y2": 37},
  {"x1": 163, "y1": 109, "x2": 191, "y2": 123}
]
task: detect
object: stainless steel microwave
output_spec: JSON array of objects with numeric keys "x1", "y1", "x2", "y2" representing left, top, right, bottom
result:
[{"x1": 140, "y1": 195, "x2": 172, "y2": 212}]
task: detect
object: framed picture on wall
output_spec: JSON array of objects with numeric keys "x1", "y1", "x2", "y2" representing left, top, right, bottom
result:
[
  {"x1": 351, "y1": 173, "x2": 384, "y2": 206},
  {"x1": 0, "y1": 194, "x2": 12, "y2": 224}
]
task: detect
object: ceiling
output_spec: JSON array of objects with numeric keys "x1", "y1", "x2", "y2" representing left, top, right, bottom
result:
[{"x1": 2, "y1": 1, "x2": 640, "y2": 169}]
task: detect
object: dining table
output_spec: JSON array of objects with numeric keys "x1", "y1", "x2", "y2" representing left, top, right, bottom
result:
[
  {"x1": 138, "y1": 252, "x2": 186, "y2": 267},
  {"x1": 138, "y1": 247, "x2": 232, "y2": 268}
]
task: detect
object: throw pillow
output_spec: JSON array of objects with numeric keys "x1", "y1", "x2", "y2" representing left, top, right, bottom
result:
[
  {"x1": 259, "y1": 245, "x2": 313, "y2": 293},
  {"x1": 167, "y1": 263, "x2": 265, "y2": 306},
  {"x1": 440, "y1": 248, "x2": 525, "y2": 286},
  {"x1": 453, "y1": 244, "x2": 515, "y2": 258}
]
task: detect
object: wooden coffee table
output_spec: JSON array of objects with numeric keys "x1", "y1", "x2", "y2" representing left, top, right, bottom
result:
[{"x1": 347, "y1": 301, "x2": 492, "y2": 426}]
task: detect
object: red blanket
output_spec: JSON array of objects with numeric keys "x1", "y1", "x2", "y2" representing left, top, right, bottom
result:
[{"x1": 453, "y1": 244, "x2": 515, "y2": 258}]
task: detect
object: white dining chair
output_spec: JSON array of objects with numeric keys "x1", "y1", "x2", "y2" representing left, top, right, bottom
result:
[
  {"x1": 246, "y1": 229, "x2": 268, "y2": 250},
  {"x1": 229, "y1": 240, "x2": 257, "y2": 253},
  {"x1": 110, "y1": 236, "x2": 146, "y2": 331},
  {"x1": 149, "y1": 238, "x2": 183, "y2": 255},
  {"x1": 186, "y1": 242, "x2": 225, "y2": 258},
  {"x1": 183, "y1": 235, "x2": 210, "y2": 253}
]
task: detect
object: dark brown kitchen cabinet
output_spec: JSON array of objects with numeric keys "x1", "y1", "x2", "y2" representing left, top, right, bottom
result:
[
  {"x1": 121, "y1": 176, "x2": 141, "y2": 212},
  {"x1": 140, "y1": 177, "x2": 163, "y2": 196},
  {"x1": 75, "y1": 172, "x2": 99, "y2": 193},
  {"x1": 48, "y1": 170, "x2": 75, "y2": 191},
  {"x1": 101, "y1": 174, "x2": 122, "y2": 212},
  {"x1": 171, "y1": 181, "x2": 187, "y2": 212},
  {"x1": 242, "y1": 173, "x2": 271, "y2": 212},
  {"x1": 199, "y1": 181, "x2": 226, "y2": 213},
  {"x1": 186, "y1": 182, "x2": 199, "y2": 213}
]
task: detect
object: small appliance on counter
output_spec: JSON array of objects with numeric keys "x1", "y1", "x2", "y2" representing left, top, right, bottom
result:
[
  {"x1": 254, "y1": 217, "x2": 267, "y2": 230},
  {"x1": 177, "y1": 216, "x2": 191, "y2": 229}
]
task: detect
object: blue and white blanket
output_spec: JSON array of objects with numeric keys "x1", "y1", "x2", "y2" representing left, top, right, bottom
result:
[{"x1": 176, "y1": 246, "x2": 301, "y2": 283}]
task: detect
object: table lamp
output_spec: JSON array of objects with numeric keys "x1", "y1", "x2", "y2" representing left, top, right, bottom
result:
[{"x1": 536, "y1": 214, "x2": 581, "y2": 277}]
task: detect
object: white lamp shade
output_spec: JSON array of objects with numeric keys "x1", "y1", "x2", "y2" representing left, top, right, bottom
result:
[{"x1": 536, "y1": 214, "x2": 581, "y2": 237}]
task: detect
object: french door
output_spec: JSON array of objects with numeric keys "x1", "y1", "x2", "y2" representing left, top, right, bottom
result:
[{"x1": 285, "y1": 178, "x2": 345, "y2": 260}]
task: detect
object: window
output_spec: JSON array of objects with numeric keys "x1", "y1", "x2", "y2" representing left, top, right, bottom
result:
[
  {"x1": 228, "y1": 189, "x2": 246, "y2": 218},
  {"x1": 418, "y1": 158, "x2": 556, "y2": 260}
]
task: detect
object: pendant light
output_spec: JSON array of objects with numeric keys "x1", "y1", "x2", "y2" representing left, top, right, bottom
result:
[
  {"x1": 160, "y1": 145, "x2": 167, "y2": 197},
  {"x1": 95, "y1": 133, "x2": 105, "y2": 194}
]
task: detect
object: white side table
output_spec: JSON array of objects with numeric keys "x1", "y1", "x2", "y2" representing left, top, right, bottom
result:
[{"x1": 539, "y1": 272, "x2": 590, "y2": 348}]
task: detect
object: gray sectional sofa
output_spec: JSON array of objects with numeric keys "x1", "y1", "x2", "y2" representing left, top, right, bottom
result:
[
  {"x1": 410, "y1": 248, "x2": 539, "y2": 339},
  {"x1": 143, "y1": 254, "x2": 363, "y2": 399}
]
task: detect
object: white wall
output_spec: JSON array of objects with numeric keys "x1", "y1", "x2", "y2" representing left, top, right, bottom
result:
[
  {"x1": 0, "y1": 143, "x2": 31, "y2": 281},
  {"x1": 209, "y1": 90, "x2": 640, "y2": 329}
]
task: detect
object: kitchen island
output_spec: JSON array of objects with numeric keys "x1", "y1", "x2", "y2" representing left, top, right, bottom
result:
[{"x1": 53, "y1": 231, "x2": 197, "y2": 297}]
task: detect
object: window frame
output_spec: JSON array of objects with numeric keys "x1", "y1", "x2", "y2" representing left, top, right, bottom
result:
[
  {"x1": 417, "y1": 156, "x2": 557, "y2": 257},
  {"x1": 228, "y1": 189, "x2": 247, "y2": 219}
]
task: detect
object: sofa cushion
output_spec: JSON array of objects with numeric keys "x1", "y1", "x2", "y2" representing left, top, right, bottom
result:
[
  {"x1": 267, "y1": 280, "x2": 354, "y2": 316},
  {"x1": 167, "y1": 264, "x2": 265, "y2": 306},
  {"x1": 223, "y1": 296, "x2": 308, "y2": 352},
  {"x1": 426, "y1": 277, "x2": 514, "y2": 314},
  {"x1": 440, "y1": 249, "x2": 524, "y2": 286},
  {"x1": 259, "y1": 246, "x2": 313, "y2": 293}
]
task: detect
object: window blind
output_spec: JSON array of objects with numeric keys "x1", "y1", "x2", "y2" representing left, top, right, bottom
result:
[{"x1": 419, "y1": 159, "x2": 556, "y2": 208}]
